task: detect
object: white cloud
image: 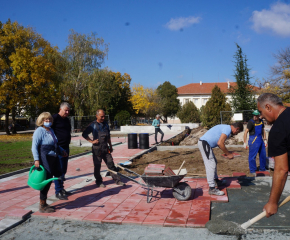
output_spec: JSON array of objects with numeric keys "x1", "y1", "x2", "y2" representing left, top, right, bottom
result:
[
  {"x1": 165, "y1": 16, "x2": 201, "y2": 31},
  {"x1": 251, "y1": 70, "x2": 257, "y2": 75},
  {"x1": 251, "y1": 2, "x2": 290, "y2": 37}
]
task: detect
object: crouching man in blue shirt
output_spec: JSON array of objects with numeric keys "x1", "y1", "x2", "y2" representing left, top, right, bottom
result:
[{"x1": 198, "y1": 122, "x2": 243, "y2": 195}]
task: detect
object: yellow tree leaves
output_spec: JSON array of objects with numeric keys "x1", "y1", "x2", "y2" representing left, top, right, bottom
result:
[
  {"x1": 0, "y1": 20, "x2": 62, "y2": 113},
  {"x1": 129, "y1": 84, "x2": 157, "y2": 115}
]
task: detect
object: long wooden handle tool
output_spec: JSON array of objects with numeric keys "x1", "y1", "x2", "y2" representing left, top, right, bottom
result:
[{"x1": 241, "y1": 196, "x2": 290, "y2": 229}]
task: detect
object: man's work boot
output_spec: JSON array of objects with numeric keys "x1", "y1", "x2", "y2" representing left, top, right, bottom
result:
[
  {"x1": 56, "y1": 192, "x2": 68, "y2": 200},
  {"x1": 96, "y1": 182, "x2": 106, "y2": 188},
  {"x1": 115, "y1": 180, "x2": 125, "y2": 186},
  {"x1": 39, "y1": 200, "x2": 55, "y2": 213},
  {"x1": 61, "y1": 189, "x2": 72, "y2": 196}
]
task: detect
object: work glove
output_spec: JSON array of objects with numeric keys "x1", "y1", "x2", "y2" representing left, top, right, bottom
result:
[
  {"x1": 244, "y1": 143, "x2": 248, "y2": 149},
  {"x1": 264, "y1": 139, "x2": 268, "y2": 147}
]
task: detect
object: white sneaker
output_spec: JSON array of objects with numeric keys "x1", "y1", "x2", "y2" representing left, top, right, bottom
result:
[{"x1": 208, "y1": 188, "x2": 225, "y2": 196}]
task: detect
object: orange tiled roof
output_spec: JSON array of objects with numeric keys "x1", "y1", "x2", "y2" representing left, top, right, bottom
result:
[{"x1": 177, "y1": 82, "x2": 259, "y2": 95}]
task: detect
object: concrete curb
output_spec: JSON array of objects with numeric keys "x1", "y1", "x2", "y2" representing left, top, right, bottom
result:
[{"x1": 0, "y1": 210, "x2": 32, "y2": 235}]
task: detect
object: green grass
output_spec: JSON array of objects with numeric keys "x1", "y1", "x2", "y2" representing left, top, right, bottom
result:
[{"x1": 0, "y1": 140, "x2": 91, "y2": 175}]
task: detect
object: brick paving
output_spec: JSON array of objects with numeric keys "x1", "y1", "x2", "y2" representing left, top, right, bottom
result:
[{"x1": 0, "y1": 132, "x2": 271, "y2": 233}]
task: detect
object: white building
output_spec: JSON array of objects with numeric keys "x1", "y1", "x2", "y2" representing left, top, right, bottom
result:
[{"x1": 168, "y1": 81, "x2": 257, "y2": 124}]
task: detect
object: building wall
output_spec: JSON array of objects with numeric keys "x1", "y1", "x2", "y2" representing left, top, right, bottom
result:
[{"x1": 178, "y1": 94, "x2": 232, "y2": 109}]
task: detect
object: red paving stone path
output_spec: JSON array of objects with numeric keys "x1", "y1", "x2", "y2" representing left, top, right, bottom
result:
[{"x1": 0, "y1": 133, "x2": 271, "y2": 229}]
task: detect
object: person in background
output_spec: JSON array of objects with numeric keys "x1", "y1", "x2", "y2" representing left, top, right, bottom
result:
[
  {"x1": 152, "y1": 114, "x2": 164, "y2": 144},
  {"x1": 198, "y1": 122, "x2": 243, "y2": 196},
  {"x1": 257, "y1": 93, "x2": 289, "y2": 218},
  {"x1": 82, "y1": 109, "x2": 125, "y2": 188},
  {"x1": 243, "y1": 110, "x2": 267, "y2": 176},
  {"x1": 51, "y1": 102, "x2": 71, "y2": 200},
  {"x1": 32, "y1": 112, "x2": 68, "y2": 213}
]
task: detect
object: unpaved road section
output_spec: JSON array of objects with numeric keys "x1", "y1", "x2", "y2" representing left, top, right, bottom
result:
[{"x1": 1, "y1": 217, "x2": 290, "y2": 240}]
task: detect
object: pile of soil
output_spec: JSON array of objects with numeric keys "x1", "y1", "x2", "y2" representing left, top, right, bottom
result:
[
  {"x1": 159, "y1": 129, "x2": 190, "y2": 146},
  {"x1": 159, "y1": 126, "x2": 244, "y2": 146},
  {"x1": 124, "y1": 147, "x2": 257, "y2": 177}
]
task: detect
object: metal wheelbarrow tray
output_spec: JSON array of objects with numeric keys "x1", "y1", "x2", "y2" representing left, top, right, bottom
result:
[{"x1": 108, "y1": 164, "x2": 192, "y2": 203}]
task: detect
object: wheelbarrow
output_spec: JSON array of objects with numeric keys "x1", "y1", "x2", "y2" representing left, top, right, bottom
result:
[{"x1": 108, "y1": 161, "x2": 192, "y2": 203}]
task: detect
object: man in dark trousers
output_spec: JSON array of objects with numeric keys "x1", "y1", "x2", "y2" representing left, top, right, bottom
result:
[
  {"x1": 243, "y1": 110, "x2": 267, "y2": 176},
  {"x1": 257, "y1": 93, "x2": 289, "y2": 218},
  {"x1": 152, "y1": 114, "x2": 164, "y2": 144},
  {"x1": 52, "y1": 102, "x2": 71, "y2": 200},
  {"x1": 82, "y1": 109, "x2": 125, "y2": 188}
]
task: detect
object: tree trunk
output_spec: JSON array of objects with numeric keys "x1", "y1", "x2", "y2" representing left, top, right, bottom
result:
[
  {"x1": 161, "y1": 116, "x2": 167, "y2": 123},
  {"x1": 5, "y1": 108, "x2": 11, "y2": 135},
  {"x1": 12, "y1": 107, "x2": 17, "y2": 134}
]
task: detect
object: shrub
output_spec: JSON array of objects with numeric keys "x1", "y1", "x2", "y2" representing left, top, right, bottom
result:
[
  {"x1": 114, "y1": 110, "x2": 131, "y2": 126},
  {"x1": 201, "y1": 85, "x2": 232, "y2": 128},
  {"x1": 177, "y1": 101, "x2": 200, "y2": 123}
]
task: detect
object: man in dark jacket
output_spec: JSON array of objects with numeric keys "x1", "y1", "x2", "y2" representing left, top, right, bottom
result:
[
  {"x1": 52, "y1": 102, "x2": 71, "y2": 200},
  {"x1": 82, "y1": 109, "x2": 124, "y2": 188}
]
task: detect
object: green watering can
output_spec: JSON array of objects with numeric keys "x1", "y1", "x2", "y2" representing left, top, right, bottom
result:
[{"x1": 27, "y1": 165, "x2": 60, "y2": 191}]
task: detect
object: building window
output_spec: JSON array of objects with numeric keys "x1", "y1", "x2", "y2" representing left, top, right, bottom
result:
[
  {"x1": 184, "y1": 98, "x2": 189, "y2": 104},
  {"x1": 194, "y1": 99, "x2": 198, "y2": 105},
  {"x1": 202, "y1": 98, "x2": 208, "y2": 105}
]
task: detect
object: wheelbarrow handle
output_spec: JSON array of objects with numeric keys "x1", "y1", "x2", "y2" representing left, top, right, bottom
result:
[
  {"x1": 107, "y1": 169, "x2": 118, "y2": 175},
  {"x1": 117, "y1": 164, "x2": 142, "y2": 177},
  {"x1": 107, "y1": 169, "x2": 147, "y2": 188},
  {"x1": 117, "y1": 164, "x2": 126, "y2": 170}
]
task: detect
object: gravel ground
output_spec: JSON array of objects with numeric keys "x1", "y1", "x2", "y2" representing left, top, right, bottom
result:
[{"x1": 1, "y1": 217, "x2": 290, "y2": 240}]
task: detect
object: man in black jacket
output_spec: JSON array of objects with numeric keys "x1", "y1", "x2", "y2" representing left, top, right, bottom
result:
[{"x1": 52, "y1": 102, "x2": 72, "y2": 200}]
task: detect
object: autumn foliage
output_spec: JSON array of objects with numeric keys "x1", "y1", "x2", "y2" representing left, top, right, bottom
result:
[{"x1": 0, "y1": 20, "x2": 63, "y2": 134}]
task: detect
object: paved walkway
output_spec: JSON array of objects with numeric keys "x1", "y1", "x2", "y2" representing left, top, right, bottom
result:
[{"x1": 0, "y1": 132, "x2": 271, "y2": 234}]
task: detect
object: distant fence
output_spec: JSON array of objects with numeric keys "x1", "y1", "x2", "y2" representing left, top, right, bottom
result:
[
  {"x1": 69, "y1": 115, "x2": 110, "y2": 133},
  {"x1": 113, "y1": 117, "x2": 154, "y2": 128},
  {"x1": 33, "y1": 115, "x2": 156, "y2": 133}
]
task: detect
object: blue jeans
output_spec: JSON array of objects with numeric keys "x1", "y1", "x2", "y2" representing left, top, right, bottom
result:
[{"x1": 54, "y1": 148, "x2": 69, "y2": 194}]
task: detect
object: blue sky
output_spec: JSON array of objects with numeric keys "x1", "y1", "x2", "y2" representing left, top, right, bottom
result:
[{"x1": 1, "y1": 0, "x2": 290, "y2": 88}]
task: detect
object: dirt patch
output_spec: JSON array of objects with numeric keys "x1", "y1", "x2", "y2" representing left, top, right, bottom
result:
[
  {"x1": 120, "y1": 126, "x2": 262, "y2": 177},
  {"x1": 123, "y1": 147, "x2": 257, "y2": 177}
]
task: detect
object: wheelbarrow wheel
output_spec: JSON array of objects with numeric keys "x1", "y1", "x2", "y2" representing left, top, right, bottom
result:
[{"x1": 172, "y1": 182, "x2": 192, "y2": 201}]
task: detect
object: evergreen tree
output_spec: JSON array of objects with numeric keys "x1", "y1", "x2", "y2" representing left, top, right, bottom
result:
[
  {"x1": 156, "y1": 81, "x2": 180, "y2": 123},
  {"x1": 201, "y1": 85, "x2": 232, "y2": 128},
  {"x1": 177, "y1": 102, "x2": 200, "y2": 123},
  {"x1": 230, "y1": 44, "x2": 256, "y2": 111}
]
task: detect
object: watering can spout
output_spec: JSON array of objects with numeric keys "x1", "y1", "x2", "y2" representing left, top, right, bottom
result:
[{"x1": 27, "y1": 165, "x2": 60, "y2": 191}]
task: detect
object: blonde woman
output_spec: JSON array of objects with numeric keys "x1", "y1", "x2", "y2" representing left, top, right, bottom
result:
[{"x1": 31, "y1": 112, "x2": 68, "y2": 213}]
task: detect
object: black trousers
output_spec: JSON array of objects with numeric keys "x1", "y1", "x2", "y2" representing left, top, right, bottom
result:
[
  {"x1": 155, "y1": 128, "x2": 164, "y2": 143},
  {"x1": 39, "y1": 155, "x2": 62, "y2": 200},
  {"x1": 92, "y1": 147, "x2": 120, "y2": 184}
]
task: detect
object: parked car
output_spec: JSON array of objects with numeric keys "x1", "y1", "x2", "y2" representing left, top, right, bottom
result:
[{"x1": 8, "y1": 123, "x2": 26, "y2": 131}]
